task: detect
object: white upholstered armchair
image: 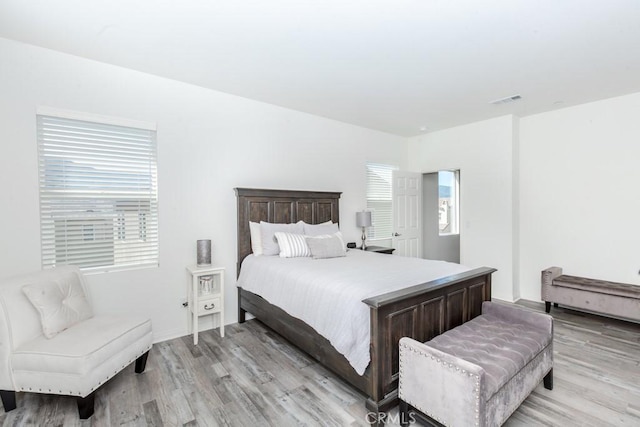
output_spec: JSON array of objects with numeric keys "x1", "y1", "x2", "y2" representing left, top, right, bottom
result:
[{"x1": 0, "y1": 266, "x2": 152, "y2": 419}]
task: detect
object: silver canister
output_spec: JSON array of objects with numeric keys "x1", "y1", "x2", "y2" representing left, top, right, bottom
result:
[{"x1": 197, "y1": 239, "x2": 211, "y2": 266}]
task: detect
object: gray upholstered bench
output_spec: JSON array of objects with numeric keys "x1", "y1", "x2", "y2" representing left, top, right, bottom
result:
[
  {"x1": 398, "y1": 301, "x2": 553, "y2": 427},
  {"x1": 542, "y1": 267, "x2": 640, "y2": 322}
]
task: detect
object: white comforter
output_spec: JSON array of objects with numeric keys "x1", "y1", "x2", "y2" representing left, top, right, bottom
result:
[{"x1": 236, "y1": 250, "x2": 470, "y2": 375}]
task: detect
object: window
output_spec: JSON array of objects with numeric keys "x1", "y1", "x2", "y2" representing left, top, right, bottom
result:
[
  {"x1": 366, "y1": 162, "x2": 397, "y2": 240},
  {"x1": 37, "y1": 111, "x2": 158, "y2": 272},
  {"x1": 438, "y1": 170, "x2": 459, "y2": 235}
]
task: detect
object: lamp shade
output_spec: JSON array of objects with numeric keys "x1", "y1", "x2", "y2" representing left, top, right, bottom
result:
[{"x1": 356, "y1": 211, "x2": 372, "y2": 227}]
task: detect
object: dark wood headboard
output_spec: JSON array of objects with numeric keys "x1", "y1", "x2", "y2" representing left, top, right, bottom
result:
[{"x1": 234, "y1": 188, "x2": 342, "y2": 275}]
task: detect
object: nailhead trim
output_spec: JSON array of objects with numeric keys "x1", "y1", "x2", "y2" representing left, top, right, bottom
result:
[
  {"x1": 13, "y1": 346, "x2": 151, "y2": 398},
  {"x1": 399, "y1": 341, "x2": 483, "y2": 426}
]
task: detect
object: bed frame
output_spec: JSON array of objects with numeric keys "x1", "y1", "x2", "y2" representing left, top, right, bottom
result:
[{"x1": 235, "y1": 188, "x2": 496, "y2": 414}]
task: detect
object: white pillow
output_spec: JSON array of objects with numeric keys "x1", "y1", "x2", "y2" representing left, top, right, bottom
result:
[
  {"x1": 303, "y1": 221, "x2": 340, "y2": 236},
  {"x1": 305, "y1": 231, "x2": 347, "y2": 259},
  {"x1": 260, "y1": 221, "x2": 304, "y2": 256},
  {"x1": 249, "y1": 221, "x2": 263, "y2": 255},
  {"x1": 22, "y1": 276, "x2": 94, "y2": 339},
  {"x1": 274, "y1": 232, "x2": 311, "y2": 258}
]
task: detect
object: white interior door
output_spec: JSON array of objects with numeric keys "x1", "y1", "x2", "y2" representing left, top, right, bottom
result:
[{"x1": 392, "y1": 170, "x2": 422, "y2": 257}]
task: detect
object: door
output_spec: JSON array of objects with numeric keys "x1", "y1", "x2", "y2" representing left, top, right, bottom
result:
[
  {"x1": 422, "y1": 171, "x2": 460, "y2": 263},
  {"x1": 392, "y1": 170, "x2": 422, "y2": 257}
]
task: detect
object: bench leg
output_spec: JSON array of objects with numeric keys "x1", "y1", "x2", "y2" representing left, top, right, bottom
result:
[
  {"x1": 135, "y1": 350, "x2": 150, "y2": 373},
  {"x1": 545, "y1": 301, "x2": 551, "y2": 313},
  {"x1": 0, "y1": 390, "x2": 16, "y2": 412},
  {"x1": 399, "y1": 400, "x2": 410, "y2": 427},
  {"x1": 543, "y1": 368, "x2": 553, "y2": 390},
  {"x1": 77, "y1": 391, "x2": 96, "y2": 419}
]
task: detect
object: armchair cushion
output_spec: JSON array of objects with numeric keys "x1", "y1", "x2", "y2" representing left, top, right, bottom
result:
[
  {"x1": 11, "y1": 315, "x2": 152, "y2": 397},
  {"x1": 22, "y1": 275, "x2": 93, "y2": 339}
]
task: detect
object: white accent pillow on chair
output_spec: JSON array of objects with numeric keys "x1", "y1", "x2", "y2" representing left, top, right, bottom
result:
[{"x1": 22, "y1": 276, "x2": 94, "y2": 339}]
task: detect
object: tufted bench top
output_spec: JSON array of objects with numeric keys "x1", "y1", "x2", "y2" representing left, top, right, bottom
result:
[
  {"x1": 425, "y1": 313, "x2": 551, "y2": 400},
  {"x1": 553, "y1": 274, "x2": 640, "y2": 299}
]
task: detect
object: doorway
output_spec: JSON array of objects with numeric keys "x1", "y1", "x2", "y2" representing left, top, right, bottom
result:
[{"x1": 422, "y1": 170, "x2": 460, "y2": 263}]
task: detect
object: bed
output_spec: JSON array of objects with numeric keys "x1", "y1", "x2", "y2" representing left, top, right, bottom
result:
[{"x1": 235, "y1": 187, "x2": 496, "y2": 414}]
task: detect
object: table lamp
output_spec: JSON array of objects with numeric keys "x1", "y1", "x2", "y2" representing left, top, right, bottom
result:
[{"x1": 356, "y1": 211, "x2": 372, "y2": 250}]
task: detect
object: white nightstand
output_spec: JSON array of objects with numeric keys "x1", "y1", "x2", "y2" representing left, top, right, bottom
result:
[{"x1": 186, "y1": 265, "x2": 225, "y2": 345}]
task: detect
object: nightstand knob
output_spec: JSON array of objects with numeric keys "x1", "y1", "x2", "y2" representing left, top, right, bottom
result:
[{"x1": 204, "y1": 303, "x2": 215, "y2": 310}]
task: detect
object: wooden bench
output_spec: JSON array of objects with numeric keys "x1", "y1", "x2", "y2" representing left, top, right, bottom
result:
[{"x1": 542, "y1": 267, "x2": 640, "y2": 322}]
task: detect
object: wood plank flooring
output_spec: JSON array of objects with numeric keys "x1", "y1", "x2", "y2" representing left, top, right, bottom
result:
[{"x1": 1, "y1": 301, "x2": 638, "y2": 426}]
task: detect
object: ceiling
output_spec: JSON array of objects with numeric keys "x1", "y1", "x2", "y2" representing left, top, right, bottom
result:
[{"x1": 1, "y1": 0, "x2": 640, "y2": 137}]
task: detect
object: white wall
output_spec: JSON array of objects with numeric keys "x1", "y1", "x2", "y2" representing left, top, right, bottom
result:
[
  {"x1": 408, "y1": 93, "x2": 640, "y2": 304},
  {"x1": 407, "y1": 116, "x2": 517, "y2": 301},
  {"x1": 4, "y1": 37, "x2": 637, "y2": 337},
  {"x1": 518, "y1": 92, "x2": 640, "y2": 300},
  {"x1": 0, "y1": 38, "x2": 407, "y2": 341}
]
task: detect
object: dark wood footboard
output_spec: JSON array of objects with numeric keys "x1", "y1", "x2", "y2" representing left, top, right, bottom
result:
[
  {"x1": 364, "y1": 266, "x2": 494, "y2": 411},
  {"x1": 238, "y1": 266, "x2": 494, "y2": 412}
]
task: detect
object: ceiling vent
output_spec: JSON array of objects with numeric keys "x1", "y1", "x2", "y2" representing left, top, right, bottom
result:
[{"x1": 490, "y1": 94, "x2": 522, "y2": 105}]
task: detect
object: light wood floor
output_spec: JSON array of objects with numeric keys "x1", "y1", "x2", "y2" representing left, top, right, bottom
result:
[{"x1": 1, "y1": 301, "x2": 639, "y2": 426}]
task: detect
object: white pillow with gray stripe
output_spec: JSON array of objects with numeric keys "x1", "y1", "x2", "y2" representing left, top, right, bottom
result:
[
  {"x1": 260, "y1": 221, "x2": 304, "y2": 256},
  {"x1": 274, "y1": 232, "x2": 311, "y2": 258}
]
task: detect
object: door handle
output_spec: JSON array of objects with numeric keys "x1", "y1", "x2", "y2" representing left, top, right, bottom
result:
[
  {"x1": 204, "y1": 303, "x2": 216, "y2": 310},
  {"x1": 394, "y1": 232, "x2": 402, "y2": 237}
]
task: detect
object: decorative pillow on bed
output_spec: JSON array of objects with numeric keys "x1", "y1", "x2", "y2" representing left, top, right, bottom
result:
[
  {"x1": 260, "y1": 221, "x2": 304, "y2": 256},
  {"x1": 305, "y1": 232, "x2": 347, "y2": 259},
  {"x1": 302, "y1": 220, "x2": 339, "y2": 236},
  {"x1": 22, "y1": 277, "x2": 94, "y2": 339},
  {"x1": 274, "y1": 232, "x2": 311, "y2": 258},
  {"x1": 249, "y1": 221, "x2": 263, "y2": 255}
]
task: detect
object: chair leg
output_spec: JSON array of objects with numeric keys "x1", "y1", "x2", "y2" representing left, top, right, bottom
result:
[
  {"x1": 0, "y1": 390, "x2": 16, "y2": 412},
  {"x1": 545, "y1": 301, "x2": 551, "y2": 313},
  {"x1": 77, "y1": 392, "x2": 95, "y2": 419},
  {"x1": 135, "y1": 350, "x2": 150, "y2": 373},
  {"x1": 543, "y1": 368, "x2": 553, "y2": 390}
]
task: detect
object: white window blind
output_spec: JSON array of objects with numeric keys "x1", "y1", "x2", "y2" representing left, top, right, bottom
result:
[
  {"x1": 366, "y1": 162, "x2": 397, "y2": 240},
  {"x1": 37, "y1": 114, "x2": 159, "y2": 272}
]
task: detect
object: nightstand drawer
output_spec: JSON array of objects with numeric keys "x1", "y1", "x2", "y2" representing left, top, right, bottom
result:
[{"x1": 195, "y1": 297, "x2": 221, "y2": 314}]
